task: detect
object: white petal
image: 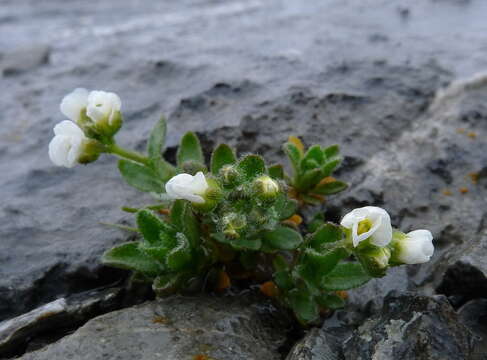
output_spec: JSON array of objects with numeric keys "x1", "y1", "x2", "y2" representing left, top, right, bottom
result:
[
  {"x1": 341, "y1": 206, "x2": 392, "y2": 247},
  {"x1": 49, "y1": 136, "x2": 70, "y2": 167},
  {"x1": 189, "y1": 171, "x2": 209, "y2": 195},
  {"x1": 86, "y1": 90, "x2": 121, "y2": 123},
  {"x1": 53, "y1": 120, "x2": 85, "y2": 138},
  {"x1": 60, "y1": 88, "x2": 89, "y2": 122}
]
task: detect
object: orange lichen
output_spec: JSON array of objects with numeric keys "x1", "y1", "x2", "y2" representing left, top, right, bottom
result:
[
  {"x1": 288, "y1": 136, "x2": 304, "y2": 153},
  {"x1": 442, "y1": 189, "x2": 452, "y2": 196},
  {"x1": 158, "y1": 208, "x2": 170, "y2": 215},
  {"x1": 260, "y1": 281, "x2": 279, "y2": 297},
  {"x1": 193, "y1": 355, "x2": 211, "y2": 360},
  {"x1": 467, "y1": 131, "x2": 477, "y2": 139},
  {"x1": 152, "y1": 316, "x2": 170, "y2": 324},
  {"x1": 459, "y1": 187, "x2": 469, "y2": 194},
  {"x1": 283, "y1": 214, "x2": 303, "y2": 227},
  {"x1": 317, "y1": 176, "x2": 336, "y2": 186},
  {"x1": 216, "y1": 270, "x2": 231, "y2": 291},
  {"x1": 456, "y1": 128, "x2": 466, "y2": 134},
  {"x1": 336, "y1": 291, "x2": 348, "y2": 300},
  {"x1": 468, "y1": 172, "x2": 479, "y2": 185}
]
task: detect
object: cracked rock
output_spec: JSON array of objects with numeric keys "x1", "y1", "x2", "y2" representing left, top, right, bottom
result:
[{"x1": 18, "y1": 293, "x2": 292, "y2": 360}]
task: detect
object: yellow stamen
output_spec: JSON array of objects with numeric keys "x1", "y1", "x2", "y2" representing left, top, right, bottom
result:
[{"x1": 357, "y1": 219, "x2": 372, "y2": 235}]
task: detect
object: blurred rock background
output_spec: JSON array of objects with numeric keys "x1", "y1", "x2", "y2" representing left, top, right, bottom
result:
[{"x1": 1, "y1": 0, "x2": 487, "y2": 358}]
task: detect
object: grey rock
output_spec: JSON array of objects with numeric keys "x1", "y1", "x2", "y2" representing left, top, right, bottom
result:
[
  {"x1": 286, "y1": 313, "x2": 351, "y2": 360},
  {"x1": 18, "y1": 293, "x2": 292, "y2": 360},
  {"x1": 1, "y1": 0, "x2": 487, "y2": 337},
  {"x1": 0, "y1": 45, "x2": 50, "y2": 76},
  {"x1": 458, "y1": 299, "x2": 487, "y2": 357},
  {"x1": 344, "y1": 293, "x2": 477, "y2": 360}
]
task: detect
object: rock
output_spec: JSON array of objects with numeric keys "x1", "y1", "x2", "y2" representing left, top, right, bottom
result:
[
  {"x1": 0, "y1": 45, "x2": 50, "y2": 76},
  {"x1": 288, "y1": 293, "x2": 478, "y2": 360},
  {"x1": 0, "y1": 285, "x2": 152, "y2": 357},
  {"x1": 457, "y1": 299, "x2": 487, "y2": 357},
  {"x1": 344, "y1": 293, "x2": 477, "y2": 360},
  {"x1": 18, "y1": 293, "x2": 292, "y2": 360},
  {"x1": 1, "y1": 0, "x2": 487, "y2": 340},
  {"x1": 286, "y1": 313, "x2": 351, "y2": 360}
]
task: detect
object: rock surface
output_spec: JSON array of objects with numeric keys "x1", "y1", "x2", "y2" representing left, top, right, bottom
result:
[
  {"x1": 288, "y1": 293, "x2": 478, "y2": 360},
  {"x1": 17, "y1": 293, "x2": 292, "y2": 360},
  {"x1": 2, "y1": 0, "x2": 487, "y2": 359}
]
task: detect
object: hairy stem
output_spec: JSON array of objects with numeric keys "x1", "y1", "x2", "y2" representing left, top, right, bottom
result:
[{"x1": 107, "y1": 144, "x2": 150, "y2": 166}]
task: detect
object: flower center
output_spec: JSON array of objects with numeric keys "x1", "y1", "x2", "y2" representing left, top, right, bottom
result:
[{"x1": 357, "y1": 219, "x2": 372, "y2": 235}]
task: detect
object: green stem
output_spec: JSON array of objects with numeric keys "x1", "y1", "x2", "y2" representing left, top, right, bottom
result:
[{"x1": 107, "y1": 144, "x2": 150, "y2": 166}]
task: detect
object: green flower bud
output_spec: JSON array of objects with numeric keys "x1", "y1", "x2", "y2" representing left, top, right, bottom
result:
[
  {"x1": 253, "y1": 175, "x2": 280, "y2": 201},
  {"x1": 219, "y1": 165, "x2": 240, "y2": 186},
  {"x1": 356, "y1": 246, "x2": 391, "y2": 278},
  {"x1": 222, "y1": 213, "x2": 247, "y2": 239}
]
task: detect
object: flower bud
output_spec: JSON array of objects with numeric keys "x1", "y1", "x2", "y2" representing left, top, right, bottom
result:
[
  {"x1": 48, "y1": 120, "x2": 102, "y2": 168},
  {"x1": 222, "y1": 213, "x2": 247, "y2": 239},
  {"x1": 356, "y1": 246, "x2": 391, "y2": 277},
  {"x1": 390, "y1": 230, "x2": 434, "y2": 265},
  {"x1": 219, "y1": 165, "x2": 240, "y2": 186},
  {"x1": 60, "y1": 88, "x2": 122, "y2": 139},
  {"x1": 165, "y1": 172, "x2": 222, "y2": 211},
  {"x1": 253, "y1": 175, "x2": 280, "y2": 201},
  {"x1": 340, "y1": 206, "x2": 392, "y2": 248}
]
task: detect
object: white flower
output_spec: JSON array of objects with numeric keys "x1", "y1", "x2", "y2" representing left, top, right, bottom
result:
[
  {"x1": 86, "y1": 90, "x2": 121, "y2": 126},
  {"x1": 48, "y1": 120, "x2": 87, "y2": 168},
  {"x1": 340, "y1": 206, "x2": 393, "y2": 247},
  {"x1": 165, "y1": 172, "x2": 209, "y2": 203},
  {"x1": 395, "y1": 230, "x2": 434, "y2": 264},
  {"x1": 60, "y1": 89, "x2": 122, "y2": 133},
  {"x1": 60, "y1": 88, "x2": 89, "y2": 122}
]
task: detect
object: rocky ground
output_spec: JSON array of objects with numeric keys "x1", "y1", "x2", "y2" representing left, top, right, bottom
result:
[{"x1": 1, "y1": 0, "x2": 487, "y2": 359}]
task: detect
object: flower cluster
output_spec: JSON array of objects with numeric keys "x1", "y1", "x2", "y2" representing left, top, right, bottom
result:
[{"x1": 48, "y1": 89, "x2": 434, "y2": 324}]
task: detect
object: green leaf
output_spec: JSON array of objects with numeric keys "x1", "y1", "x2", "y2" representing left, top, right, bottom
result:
[
  {"x1": 136, "y1": 210, "x2": 172, "y2": 246},
  {"x1": 152, "y1": 273, "x2": 182, "y2": 296},
  {"x1": 268, "y1": 164, "x2": 285, "y2": 180},
  {"x1": 166, "y1": 233, "x2": 192, "y2": 271},
  {"x1": 313, "y1": 180, "x2": 348, "y2": 195},
  {"x1": 300, "y1": 194, "x2": 324, "y2": 205},
  {"x1": 321, "y1": 158, "x2": 341, "y2": 177},
  {"x1": 139, "y1": 244, "x2": 171, "y2": 264},
  {"x1": 272, "y1": 254, "x2": 289, "y2": 272},
  {"x1": 274, "y1": 270, "x2": 294, "y2": 291},
  {"x1": 297, "y1": 168, "x2": 323, "y2": 190},
  {"x1": 211, "y1": 144, "x2": 236, "y2": 175},
  {"x1": 307, "y1": 213, "x2": 325, "y2": 233},
  {"x1": 323, "y1": 144, "x2": 339, "y2": 159},
  {"x1": 301, "y1": 145, "x2": 324, "y2": 171},
  {"x1": 316, "y1": 293, "x2": 345, "y2": 310},
  {"x1": 181, "y1": 205, "x2": 200, "y2": 248},
  {"x1": 300, "y1": 248, "x2": 348, "y2": 284},
  {"x1": 321, "y1": 263, "x2": 371, "y2": 291},
  {"x1": 308, "y1": 223, "x2": 343, "y2": 249},
  {"x1": 147, "y1": 116, "x2": 167, "y2": 160},
  {"x1": 118, "y1": 160, "x2": 164, "y2": 193},
  {"x1": 170, "y1": 200, "x2": 186, "y2": 231},
  {"x1": 177, "y1": 131, "x2": 204, "y2": 166},
  {"x1": 237, "y1": 155, "x2": 266, "y2": 180},
  {"x1": 274, "y1": 194, "x2": 298, "y2": 220},
  {"x1": 263, "y1": 226, "x2": 303, "y2": 250},
  {"x1": 283, "y1": 143, "x2": 302, "y2": 176},
  {"x1": 289, "y1": 288, "x2": 319, "y2": 323},
  {"x1": 231, "y1": 237, "x2": 262, "y2": 251},
  {"x1": 102, "y1": 242, "x2": 161, "y2": 276}
]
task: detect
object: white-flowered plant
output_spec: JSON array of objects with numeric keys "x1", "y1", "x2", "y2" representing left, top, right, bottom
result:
[{"x1": 48, "y1": 88, "x2": 435, "y2": 325}]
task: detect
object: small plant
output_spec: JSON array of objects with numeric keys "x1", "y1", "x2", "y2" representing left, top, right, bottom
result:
[{"x1": 48, "y1": 88, "x2": 435, "y2": 324}]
